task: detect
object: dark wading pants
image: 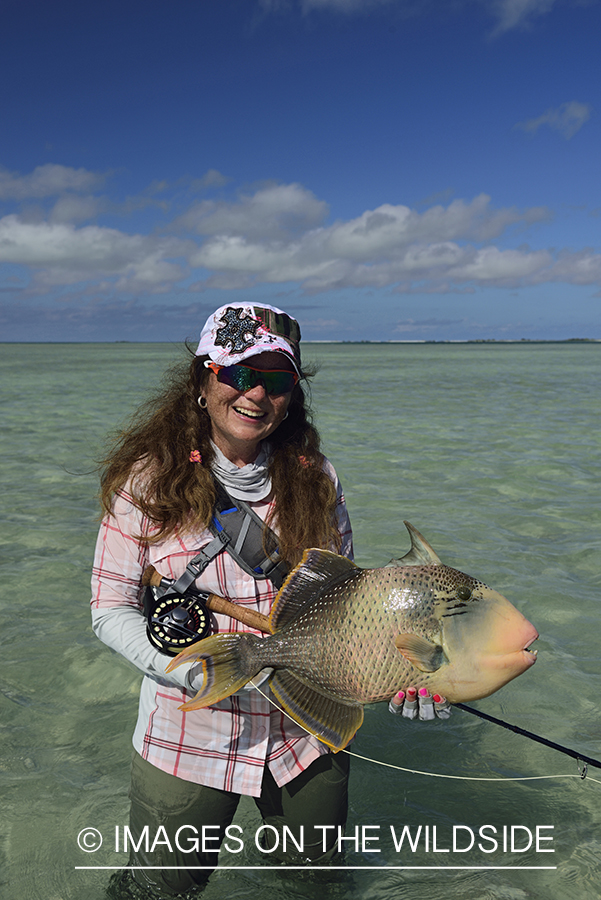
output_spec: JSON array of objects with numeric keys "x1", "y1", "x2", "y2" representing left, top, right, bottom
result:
[{"x1": 108, "y1": 750, "x2": 350, "y2": 898}]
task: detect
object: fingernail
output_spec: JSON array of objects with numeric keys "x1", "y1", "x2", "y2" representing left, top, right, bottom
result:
[{"x1": 433, "y1": 695, "x2": 451, "y2": 719}]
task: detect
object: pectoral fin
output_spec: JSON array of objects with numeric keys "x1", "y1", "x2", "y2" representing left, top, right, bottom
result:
[{"x1": 394, "y1": 634, "x2": 445, "y2": 672}]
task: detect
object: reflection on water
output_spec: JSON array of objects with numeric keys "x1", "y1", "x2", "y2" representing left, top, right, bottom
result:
[{"x1": 1, "y1": 342, "x2": 600, "y2": 899}]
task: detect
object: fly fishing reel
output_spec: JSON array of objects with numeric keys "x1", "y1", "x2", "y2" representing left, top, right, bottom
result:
[{"x1": 144, "y1": 586, "x2": 212, "y2": 656}]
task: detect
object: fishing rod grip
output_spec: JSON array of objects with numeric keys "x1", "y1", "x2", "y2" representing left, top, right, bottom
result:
[
  {"x1": 205, "y1": 593, "x2": 272, "y2": 634},
  {"x1": 141, "y1": 565, "x2": 272, "y2": 634},
  {"x1": 141, "y1": 565, "x2": 166, "y2": 588}
]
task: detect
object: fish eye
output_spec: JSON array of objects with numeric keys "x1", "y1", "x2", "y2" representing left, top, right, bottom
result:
[{"x1": 456, "y1": 585, "x2": 472, "y2": 601}]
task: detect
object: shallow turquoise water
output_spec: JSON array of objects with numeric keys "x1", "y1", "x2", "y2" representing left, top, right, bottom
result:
[{"x1": 1, "y1": 342, "x2": 600, "y2": 900}]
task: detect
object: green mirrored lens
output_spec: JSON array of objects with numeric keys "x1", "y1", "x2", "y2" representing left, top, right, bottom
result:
[{"x1": 218, "y1": 365, "x2": 297, "y2": 394}]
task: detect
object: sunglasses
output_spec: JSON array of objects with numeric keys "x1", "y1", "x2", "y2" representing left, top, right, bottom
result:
[{"x1": 206, "y1": 362, "x2": 299, "y2": 395}]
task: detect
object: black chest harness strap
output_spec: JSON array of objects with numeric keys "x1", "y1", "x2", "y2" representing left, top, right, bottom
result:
[
  {"x1": 209, "y1": 480, "x2": 290, "y2": 589},
  {"x1": 144, "y1": 478, "x2": 290, "y2": 655},
  {"x1": 169, "y1": 478, "x2": 290, "y2": 594}
]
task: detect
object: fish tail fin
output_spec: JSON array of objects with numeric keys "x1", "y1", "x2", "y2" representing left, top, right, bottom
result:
[{"x1": 166, "y1": 632, "x2": 263, "y2": 710}]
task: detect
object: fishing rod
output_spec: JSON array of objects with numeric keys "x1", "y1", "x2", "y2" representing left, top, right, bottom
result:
[{"x1": 456, "y1": 702, "x2": 601, "y2": 776}]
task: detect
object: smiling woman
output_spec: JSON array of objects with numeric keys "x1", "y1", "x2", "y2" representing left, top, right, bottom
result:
[
  {"x1": 91, "y1": 302, "x2": 355, "y2": 897},
  {"x1": 98, "y1": 304, "x2": 342, "y2": 564},
  {"x1": 201, "y1": 352, "x2": 298, "y2": 466}
]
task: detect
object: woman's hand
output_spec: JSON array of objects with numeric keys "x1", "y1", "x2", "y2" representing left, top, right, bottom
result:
[{"x1": 388, "y1": 686, "x2": 451, "y2": 720}]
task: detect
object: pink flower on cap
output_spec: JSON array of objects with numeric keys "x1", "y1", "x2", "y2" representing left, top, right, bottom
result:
[{"x1": 195, "y1": 303, "x2": 301, "y2": 375}]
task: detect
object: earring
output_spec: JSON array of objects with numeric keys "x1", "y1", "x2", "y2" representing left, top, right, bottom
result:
[
  {"x1": 198, "y1": 396, "x2": 208, "y2": 409},
  {"x1": 283, "y1": 411, "x2": 289, "y2": 420}
]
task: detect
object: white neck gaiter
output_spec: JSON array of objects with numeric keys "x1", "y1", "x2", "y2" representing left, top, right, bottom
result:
[{"x1": 210, "y1": 441, "x2": 272, "y2": 502}]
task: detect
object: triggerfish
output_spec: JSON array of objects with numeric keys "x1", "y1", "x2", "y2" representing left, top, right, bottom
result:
[{"x1": 167, "y1": 522, "x2": 538, "y2": 750}]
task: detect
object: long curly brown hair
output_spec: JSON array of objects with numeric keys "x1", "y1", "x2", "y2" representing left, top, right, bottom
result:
[{"x1": 99, "y1": 349, "x2": 341, "y2": 565}]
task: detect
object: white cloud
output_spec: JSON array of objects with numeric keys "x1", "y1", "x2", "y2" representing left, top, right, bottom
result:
[
  {"x1": 189, "y1": 169, "x2": 231, "y2": 192},
  {"x1": 318, "y1": 195, "x2": 549, "y2": 259},
  {"x1": 301, "y1": 0, "x2": 394, "y2": 9},
  {"x1": 0, "y1": 164, "x2": 105, "y2": 201},
  {"x1": 0, "y1": 215, "x2": 187, "y2": 293},
  {"x1": 261, "y1": 0, "x2": 576, "y2": 35},
  {"x1": 490, "y1": 0, "x2": 557, "y2": 35},
  {"x1": 446, "y1": 246, "x2": 553, "y2": 282},
  {"x1": 0, "y1": 178, "x2": 599, "y2": 299},
  {"x1": 0, "y1": 163, "x2": 233, "y2": 227},
  {"x1": 546, "y1": 250, "x2": 601, "y2": 284},
  {"x1": 259, "y1": 0, "x2": 396, "y2": 11},
  {"x1": 515, "y1": 100, "x2": 592, "y2": 139},
  {"x1": 49, "y1": 195, "x2": 105, "y2": 224},
  {"x1": 187, "y1": 190, "x2": 554, "y2": 290},
  {"x1": 174, "y1": 182, "x2": 329, "y2": 240}
]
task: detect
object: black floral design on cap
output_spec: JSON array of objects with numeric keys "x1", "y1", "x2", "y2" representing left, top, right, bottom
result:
[{"x1": 214, "y1": 307, "x2": 262, "y2": 354}]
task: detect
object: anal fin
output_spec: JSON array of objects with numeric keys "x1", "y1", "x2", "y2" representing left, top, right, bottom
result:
[{"x1": 268, "y1": 669, "x2": 363, "y2": 752}]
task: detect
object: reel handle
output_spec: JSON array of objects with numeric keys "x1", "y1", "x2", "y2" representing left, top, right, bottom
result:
[{"x1": 141, "y1": 565, "x2": 272, "y2": 634}]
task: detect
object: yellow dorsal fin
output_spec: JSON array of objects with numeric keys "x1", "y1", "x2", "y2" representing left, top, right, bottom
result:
[{"x1": 269, "y1": 549, "x2": 358, "y2": 632}]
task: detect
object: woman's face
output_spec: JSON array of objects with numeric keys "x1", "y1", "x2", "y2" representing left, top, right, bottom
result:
[{"x1": 202, "y1": 351, "x2": 295, "y2": 466}]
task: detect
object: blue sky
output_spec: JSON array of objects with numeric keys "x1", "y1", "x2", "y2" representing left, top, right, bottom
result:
[{"x1": 1, "y1": 0, "x2": 600, "y2": 342}]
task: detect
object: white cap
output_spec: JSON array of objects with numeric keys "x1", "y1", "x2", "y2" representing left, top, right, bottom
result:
[{"x1": 195, "y1": 302, "x2": 302, "y2": 375}]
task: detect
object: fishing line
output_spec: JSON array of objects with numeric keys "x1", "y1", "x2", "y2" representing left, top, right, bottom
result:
[{"x1": 248, "y1": 680, "x2": 601, "y2": 787}]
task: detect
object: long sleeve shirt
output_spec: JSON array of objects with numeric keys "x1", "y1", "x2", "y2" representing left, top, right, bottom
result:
[{"x1": 90, "y1": 459, "x2": 353, "y2": 798}]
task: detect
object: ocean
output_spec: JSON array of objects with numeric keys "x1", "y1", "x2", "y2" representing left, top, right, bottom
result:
[{"x1": 1, "y1": 341, "x2": 600, "y2": 899}]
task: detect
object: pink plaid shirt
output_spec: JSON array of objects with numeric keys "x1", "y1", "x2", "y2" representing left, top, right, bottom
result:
[{"x1": 90, "y1": 459, "x2": 353, "y2": 798}]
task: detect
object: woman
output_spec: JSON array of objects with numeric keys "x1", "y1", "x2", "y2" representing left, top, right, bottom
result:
[{"x1": 92, "y1": 302, "x2": 354, "y2": 897}]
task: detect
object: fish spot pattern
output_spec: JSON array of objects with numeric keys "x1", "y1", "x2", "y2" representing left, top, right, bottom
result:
[{"x1": 262, "y1": 564, "x2": 494, "y2": 706}]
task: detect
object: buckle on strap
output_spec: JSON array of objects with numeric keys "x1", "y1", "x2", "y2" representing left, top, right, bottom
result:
[{"x1": 170, "y1": 531, "x2": 230, "y2": 594}]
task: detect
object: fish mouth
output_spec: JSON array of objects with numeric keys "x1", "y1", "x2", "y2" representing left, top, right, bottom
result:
[{"x1": 522, "y1": 632, "x2": 539, "y2": 665}]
